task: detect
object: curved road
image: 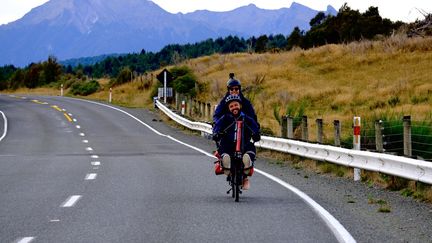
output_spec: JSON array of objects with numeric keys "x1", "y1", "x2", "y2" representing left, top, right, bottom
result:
[{"x1": 0, "y1": 95, "x2": 353, "y2": 243}]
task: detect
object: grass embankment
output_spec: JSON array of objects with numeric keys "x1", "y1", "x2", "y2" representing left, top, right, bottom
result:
[{"x1": 187, "y1": 35, "x2": 432, "y2": 142}]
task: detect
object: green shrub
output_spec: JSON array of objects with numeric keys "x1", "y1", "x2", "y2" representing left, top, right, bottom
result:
[{"x1": 69, "y1": 80, "x2": 100, "y2": 96}]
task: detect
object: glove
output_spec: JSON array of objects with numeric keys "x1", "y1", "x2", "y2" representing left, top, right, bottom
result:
[
  {"x1": 213, "y1": 132, "x2": 224, "y2": 141},
  {"x1": 252, "y1": 133, "x2": 261, "y2": 142}
]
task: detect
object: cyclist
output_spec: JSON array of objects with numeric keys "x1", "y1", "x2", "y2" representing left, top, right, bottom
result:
[
  {"x1": 213, "y1": 73, "x2": 258, "y2": 126},
  {"x1": 212, "y1": 94, "x2": 260, "y2": 190}
]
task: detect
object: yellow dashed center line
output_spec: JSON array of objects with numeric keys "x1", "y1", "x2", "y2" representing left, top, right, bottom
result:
[
  {"x1": 51, "y1": 105, "x2": 63, "y2": 112},
  {"x1": 63, "y1": 113, "x2": 73, "y2": 122},
  {"x1": 31, "y1": 99, "x2": 46, "y2": 104}
]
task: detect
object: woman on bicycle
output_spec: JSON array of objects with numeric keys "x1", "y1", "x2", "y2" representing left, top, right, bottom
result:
[
  {"x1": 213, "y1": 73, "x2": 258, "y2": 126},
  {"x1": 212, "y1": 94, "x2": 260, "y2": 190}
]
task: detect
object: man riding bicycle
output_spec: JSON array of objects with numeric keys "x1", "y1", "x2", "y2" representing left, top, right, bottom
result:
[{"x1": 212, "y1": 94, "x2": 260, "y2": 190}]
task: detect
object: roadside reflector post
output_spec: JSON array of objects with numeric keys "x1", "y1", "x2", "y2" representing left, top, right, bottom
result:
[
  {"x1": 61, "y1": 84, "x2": 64, "y2": 96},
  {"x1": 109, "y1": 88, "x2": 112, "y2": 103},
  {"x1": 164, "y1": 71, "x2": 167, "y2": 103},
  {"x1": 353, "y1": 116, "x2": 361, "y2": 181},
  {"x1": 181, "y1": 100, "x2": 185, "y2": 115}
]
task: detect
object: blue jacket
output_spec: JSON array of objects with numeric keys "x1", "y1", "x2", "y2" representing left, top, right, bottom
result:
[
  {"x1": 213, "y1": 112, "x2": 260, "y2": 156},
  {"x1": 213, "y1": 92, "x2": 258, "y2": 125}
]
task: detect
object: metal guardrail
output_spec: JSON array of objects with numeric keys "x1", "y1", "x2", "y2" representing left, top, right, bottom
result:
[{"x1": 156, "y1": 100, "x2": 432, "y2": 184}]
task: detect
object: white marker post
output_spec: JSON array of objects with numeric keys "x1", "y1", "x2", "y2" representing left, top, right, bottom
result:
[
  {"x1": 353, "y1": 116, "x2": 361, "y2": 181},
  {"x1": 109, "y1": 88, "x2": 112, "y2": 103},
  {"x1": 181, "y1": 100, "x2": 185, "y2": 115},
  {"x1": 61, "y1": 84, "x2": 64, "y2": 96},
  {"x1": 163, "y1": 71, "x2": 167, "y2": 103}
]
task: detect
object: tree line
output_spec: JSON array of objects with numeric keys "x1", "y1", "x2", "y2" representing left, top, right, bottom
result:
[{"x1": 0, "y1": 4, "x2": 404, "y2": 92}]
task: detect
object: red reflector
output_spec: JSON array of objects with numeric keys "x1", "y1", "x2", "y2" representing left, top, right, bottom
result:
[{"x1": 354, "y1": 126, "x2": 360, "y2": 136}]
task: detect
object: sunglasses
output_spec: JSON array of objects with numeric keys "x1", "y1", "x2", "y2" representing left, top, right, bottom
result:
[{"x1": 229, "y1": 87, "x2": 240, "y2": 91}]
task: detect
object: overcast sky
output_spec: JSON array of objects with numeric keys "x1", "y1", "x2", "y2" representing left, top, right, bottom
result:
[{"x1": 1, "y1": 0, "x2": 430, "y2": 25}]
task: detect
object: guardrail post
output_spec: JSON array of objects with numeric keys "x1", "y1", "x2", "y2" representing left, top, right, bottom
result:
[
  {"x1": 109, "y1": 88, "x2": 112, "y2": 103},
  {"x1": 353, "y1": 116, "x2": 361, "y2": 181},
  {"x1": 287, "y1": 116, "x2": 294, "y2": 139},
  {"x1": 334, "y1": 120, "x2": 341, "y2": 147},
  {"x1": 316, "y1": 118, "x2": 323, "y2": 144},
  {"x1": 403, "y1": 116, "x2": 412, "y2": 157},
  {"x1": 301, "y1": 116, "x2": 308, "y2": 141},
  {"x1": 375, "y1": 120, "x2": 384, "y2": 152},
  {"x1": 281, "y1": 116, "x2": 287, "y2": 138}
]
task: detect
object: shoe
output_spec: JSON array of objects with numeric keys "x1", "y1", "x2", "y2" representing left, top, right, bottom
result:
[
  {"x1": 222, "y1": 154, "x2": 231, "y2": 175},
  {"x1": 214, "y1": 161, "x2": 224, "y2": 175},
  {"x1": 242, "y1": 153, "x2": 251, "y2": 168},
  {"x1": 242, "y1": 178, "x2": 250, "y2": 190},
  {"x1": 243, "y1": 153, "x2": 252, "y2": 175}
]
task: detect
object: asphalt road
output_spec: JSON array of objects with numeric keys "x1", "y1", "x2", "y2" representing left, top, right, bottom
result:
[{"x1": 0, "y1": 95, "x2": 351, "y2": 243}]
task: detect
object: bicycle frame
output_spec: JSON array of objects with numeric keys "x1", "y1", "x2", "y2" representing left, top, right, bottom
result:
[{"x1": 228, "y1": 120, "x2": 244, "y2": 202}]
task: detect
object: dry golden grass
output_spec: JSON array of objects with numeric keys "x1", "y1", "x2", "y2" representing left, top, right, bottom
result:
[{"x1": 2, "y1": 87, "x2": 61, "y2": 96}]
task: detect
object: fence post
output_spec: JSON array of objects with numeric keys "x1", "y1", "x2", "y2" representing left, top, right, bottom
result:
[
  {"x1": 211, "y1": 104, "x2": 216, "y2": 122},
  {"x1": 353, "y1": 116, "x2": 361, "y2": 181},
  {"x1": 301, "y1": 116, "x2": 308, "y2": 141},
  {"x1": 316, "y1": 118, "x2": 323, "y2": 144},
  {"x1": 403, "y1": 116, "x2": 412, "y2": 157},
  {"x1": 109, "y1": 88, "x2": 112, "y2": 103},
  {"x1": 334, "y1": 120, "x2": 341, "y2": 147},
  {"x1": 192, "y1": 99, "x2": 196, "y2": 116},
  {"x1": 199, "y1": 101, "x2": 203, "y2": 118},
  {"x1": 206, "y1": 103, "x2": 211, "y2": 121},
  {"x1": 287, "y1": 116, "x2": 294, "y2": 139},
  {"x1": 187, "y1": 97, "x2": 192, "y2": 116},
  {"x1": 175, "y1": 92, "x2": 180, "y2": 110},
  {"x1": 375, "y1": 120, "x2": 384, "y2": 152},
  {"x1": 281, "y1": 116, "x2": 287, "y2": 138}
]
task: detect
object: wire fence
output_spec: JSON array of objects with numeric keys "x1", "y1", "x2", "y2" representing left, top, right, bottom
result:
[{"x1": 280, "y1": 115, "x2": 432, "y2": 161}]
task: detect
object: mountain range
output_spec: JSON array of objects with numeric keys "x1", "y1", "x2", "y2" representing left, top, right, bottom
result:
[{"x1": 0, "y1": 0, "x2": 337, "y2": 67}]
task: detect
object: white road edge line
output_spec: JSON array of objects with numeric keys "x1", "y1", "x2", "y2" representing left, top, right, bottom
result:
[
  {"x1": 0, "y1": 111, "x2": 7, "y2": 142},
  {"x1": 67, "y1": 97, "x2": 356, "y2": 243},
  {"x1": 16, "y1": 237, "x2": 35, "y2": 243},
  {"x1": 85, "y1": 173, "x2": 97, "y2": 180},
  {"x1": 61, "y1": 195, "x2": 81, "y2": 207}
]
